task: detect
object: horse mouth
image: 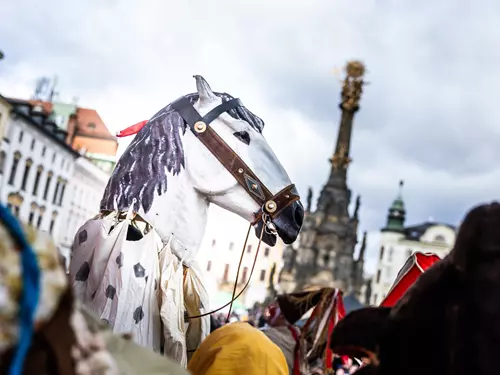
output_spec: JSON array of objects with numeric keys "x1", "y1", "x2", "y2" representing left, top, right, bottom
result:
[
  {"x1": 253, "y1": 200, "x2": 304, "y2": 246},
  {"x1": 254, "y1": 221, "x2": 278, "y2": 247}
]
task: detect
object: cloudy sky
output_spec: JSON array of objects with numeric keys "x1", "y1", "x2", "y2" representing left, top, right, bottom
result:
[{"x1": 1, "y1": 0, "x2": 499, "y2": 275}]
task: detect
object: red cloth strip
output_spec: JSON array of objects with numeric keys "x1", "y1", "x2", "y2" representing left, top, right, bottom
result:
[
  {"x1": 380, "y1": 252, "x2": 440, "y2": 307},
  {"x1": 116, "y1": 120, "x2": 148, "y2": 138},
  {"x1": 288, "y1": 324, "x2": 301, "y2": 375}
]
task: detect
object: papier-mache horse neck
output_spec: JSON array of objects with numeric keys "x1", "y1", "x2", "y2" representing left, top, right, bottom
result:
[{"x1": 100, "y1": 75, "x2": 303, "y2": 262}]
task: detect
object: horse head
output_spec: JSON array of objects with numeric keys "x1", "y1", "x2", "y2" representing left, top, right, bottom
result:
[
  {"x1": 184, "y1": 75, "x2": 303, "y2": 246},
  {"x1": 102, "y1": 75, "x2": 303, "y2": 257}
]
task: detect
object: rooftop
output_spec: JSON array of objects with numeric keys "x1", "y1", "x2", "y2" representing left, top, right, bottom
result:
[
  {"x1": 403, "y1": 221, "x2": 456, "y2": 241},
  {"x1": 5, "y1": 97, "x2": 80, "y2": 158},
  {"x1": 10, "y1": 98, "x2": 116, "y2": 141}
]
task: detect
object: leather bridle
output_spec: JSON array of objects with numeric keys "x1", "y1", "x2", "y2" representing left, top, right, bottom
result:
[{"x1": 171, "y1": 96, "x2": 300, "y2": 226}]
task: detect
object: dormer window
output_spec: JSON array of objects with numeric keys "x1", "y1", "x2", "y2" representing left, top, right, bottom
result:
[
  {"x1": 87, "y1": 122, "x2": 96, "y2": 129},
  {"x1": 434, "y1": 235, "x2": 445, "y2": 243}
]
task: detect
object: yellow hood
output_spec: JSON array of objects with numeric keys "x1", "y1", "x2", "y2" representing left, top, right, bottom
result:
[{"x1": 188, "y1": 322, "x2": 289, "y2": 375}]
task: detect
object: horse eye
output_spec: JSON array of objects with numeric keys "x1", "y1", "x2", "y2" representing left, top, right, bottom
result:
[{"x1": 233, "y1": 131, "x2": 251, "y2": 145}]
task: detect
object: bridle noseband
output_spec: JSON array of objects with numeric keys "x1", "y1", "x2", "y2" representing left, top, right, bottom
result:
[{"x1": 171, "y1": 97, "x2": 300, "y2": 227}]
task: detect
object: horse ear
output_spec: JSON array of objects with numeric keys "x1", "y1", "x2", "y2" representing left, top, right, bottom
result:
[{"x1": 193, "y1": 75, "x2": 218, "y2": 103}]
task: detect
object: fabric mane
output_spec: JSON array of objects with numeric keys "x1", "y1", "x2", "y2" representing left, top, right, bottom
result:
[{"x1": 100, "y1": 92, "x2": 265, "y2": 214}]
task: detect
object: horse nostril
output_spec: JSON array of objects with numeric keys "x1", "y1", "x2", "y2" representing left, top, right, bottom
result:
[{"x1": 294, "y1": 202, "x2": 304, "y2": 228}]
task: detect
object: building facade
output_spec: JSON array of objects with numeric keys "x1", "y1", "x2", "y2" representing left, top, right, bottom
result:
[
  {"x1": 0, "y1": 97, "x2": 79, "y2": 244},
  {"x1": 278, "y1": 61, "x2": 367, "y2": 300},
  {"x1": 369, "y1": 181, "x2": 456, "y2": 305},
  {"x1": 28, "y1": 99, "x2": 118, "y2": 174},
  {"x1": 197, "y1": 227, "x2": 285, "y2": 310},
  {"x1": 58, "y1": 156, "x2": 110, "y2": 266},
  {"x1": 0, "y1": 95, "x2": 114, "y2": 265}
]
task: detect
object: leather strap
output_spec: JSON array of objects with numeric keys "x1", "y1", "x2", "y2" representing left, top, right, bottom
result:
[{"x1": 171, "y1": 97, "x2": 299, "y2": 218}]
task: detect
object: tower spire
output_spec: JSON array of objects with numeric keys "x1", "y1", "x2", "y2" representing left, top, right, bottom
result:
[
  {"x1": 328, "y1": 60, "x2": 365, "y2": 186},
  {"x1": 383, "y1": 180, "x2": 406, "y2": 233},
  {"x1": 316, "y1": 60, "x2": 366, "y2": 215},
  {"x1": 357, "y1": 231, "x2": 367, "y2": 262}
]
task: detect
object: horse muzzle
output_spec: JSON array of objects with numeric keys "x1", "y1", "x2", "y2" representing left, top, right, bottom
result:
[{"x1": 254, "y1": 199, "x2": 304, "y2": 246}]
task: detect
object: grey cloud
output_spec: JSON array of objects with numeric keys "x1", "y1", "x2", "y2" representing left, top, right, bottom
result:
[{"x1": 1, "y1": 0, "x2": 500, "y2": 276}]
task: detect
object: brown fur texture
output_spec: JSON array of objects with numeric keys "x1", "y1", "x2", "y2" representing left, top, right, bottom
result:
[
  {"x1": 330, "y1": 202, "x2": 500, "y2": 375},
  {"x1": 0, "y1": 288, "x2": 77, "y2": 375}
]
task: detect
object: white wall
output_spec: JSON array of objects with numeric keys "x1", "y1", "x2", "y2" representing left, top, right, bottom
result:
[
  {"x1": 196, "y1": 219, "x2": 285, "y2": 309},
  {"x1": 59, "y1": 156, "x2": 110, "y2": 262},
  {"x1": 370, "y1": 225, "x2": 456, "y2": 305}
]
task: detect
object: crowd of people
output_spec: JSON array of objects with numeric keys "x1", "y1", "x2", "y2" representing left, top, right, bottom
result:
[
  {"x1": 333, "y1": 356, "x2": 361, "y2": 374},
  {"x1": 207, "y1": 303, "x2": 362, "y2": 374}
]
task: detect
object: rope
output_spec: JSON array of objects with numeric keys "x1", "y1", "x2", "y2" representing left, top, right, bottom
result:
[
  {"x1": 186, "y1": 221, "x2": 266, "y2": 320},
  {"x1": 0, "y1": 205, "x2": 41, "y2": 375},
  {"x1": 225, "y1": 221, "x2": 265, "y2": 323}
]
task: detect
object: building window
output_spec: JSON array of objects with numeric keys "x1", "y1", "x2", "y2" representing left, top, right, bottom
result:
[
  {"x1": 87, "y1": 122, "x2": 96, "y2": 129},
  {"x1": 260, "y1": 269, "x2": 266, "y2": 281},
  {"x1": 207, "y1": 261, "x2": 212, "y2": 272},
  {"x1": 58, "y1": 181, "x2": 66, "y2": 206},
  {"x1": 42, "y1": 146, "x2": 46, "y2": 157},
  {"x1": 223, "y1": 264, "x2": 229, "y2": 282},
  {"x1": 0, "y1": 151, "x2": 5, "y2": 174},
  {"x1": 32, "y1": 166, "x2": 43, "y2": 196},
  {"x1": 52, "y1": 178, "x2": 61, "y2": 204},
  {"x1": 18, "y1": 131, "x2": 23, "y2": 143},
  {"x1": 323, "y1": 253, "x2": 329, "y2": 265},
  {"x1": 264, "y1": 247, "x2": 270, "y2": 257},
  {"x1": 379, "y1": 246, "x2": 385, "y2": 260},
  {"x1": 28, "y1": 203, "x2": 37, "y2": 226},
  {"x1": 30, "y1": 139, "x2": 35, "y2": 150},
  {"x1": 52, "y1": 153, "x2": 56, "y2": 163},
  {"x1": 8, "y1": 152, "x2": 21, "y2": 186},
  {"x1": 388, "y1": 247, "x2": 394, "y2": 262},
  {"x1": 376, "y1": 269, "x2": 382, "y2": 283},
  {"x1": 211, "y1": 239, "x2": 216, "y2": 247},
  {"x1": 241, "y1": 267, "x2": 249, "y2": 284},
  {"x1": 434, "y1": 235, "x2": 445, "y2": 243},
  {"x1": 247, "y1": 245, "x2": 252, "y2": 254},
  {"x1": 49, "y1": 211, "x2": 57, "y2": 235},
  {"x1": 7, "y1": 193, "x2": 23, "y2": 218},
  {"x1": 21, "y1": 159, "x2": 33, "y2": 191},
  {"x1": 37, "y1": 208, "x2": 45, "y2": 229},
  {"x1": 43, "y1": 172, "x2": 53, "y2": 200},
  {"x1": 228, "y1": 242, "x2": 234, "y2": 251}
]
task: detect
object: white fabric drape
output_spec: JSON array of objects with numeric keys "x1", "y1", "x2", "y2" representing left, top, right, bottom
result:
[{"x1": 69, "y1": 206, "x2": 209, "y2": 368}]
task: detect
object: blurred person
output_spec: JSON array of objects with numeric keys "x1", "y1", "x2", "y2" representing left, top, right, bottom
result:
[{"x1": 188, "y1": 322, "x2": 288, "y2": 375}]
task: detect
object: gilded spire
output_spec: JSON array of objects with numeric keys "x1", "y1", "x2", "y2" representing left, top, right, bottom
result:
[
  {"x1": 340, "y1": 60, "x2": 365, "y2": 112},
  {"x1": 330, "y1": 60, "x2": 365, "y2": 171}
]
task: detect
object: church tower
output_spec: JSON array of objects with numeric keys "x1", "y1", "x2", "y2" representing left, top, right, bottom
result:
[
  {"x1": 279, "y1": 61, "x2": 367, "y2": 299},
  {"x1": 382, "y1": 180, "x2": 406, "y2": 233}
]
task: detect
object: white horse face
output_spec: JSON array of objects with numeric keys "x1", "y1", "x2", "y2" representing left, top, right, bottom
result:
[{"x1": 184, "y1": 77, "x2": 304, "y2": 246}]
